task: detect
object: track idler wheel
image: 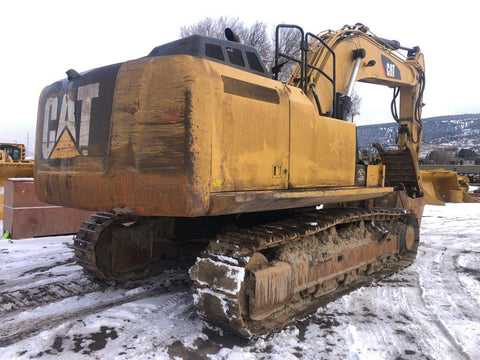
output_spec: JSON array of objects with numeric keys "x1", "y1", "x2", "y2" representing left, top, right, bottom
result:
[
  {"x1": 95, "y1": 217, "x2": 154, "y2": 278},
  {"x1": 398, "y1": 214, "x2": 420, "y2": 253}
]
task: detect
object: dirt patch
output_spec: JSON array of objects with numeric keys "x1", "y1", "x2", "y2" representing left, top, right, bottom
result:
[
  {"x1": 72, "y1": 326, "x2": 118, "y2": 355},
  {"x1": 167, "y1": 327, "x2": 250, "y2": 359}
]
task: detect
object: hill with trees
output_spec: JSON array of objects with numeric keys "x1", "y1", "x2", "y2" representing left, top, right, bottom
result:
[{"x1": 357, "y1": 114, "x2": 480, "y2": 163}]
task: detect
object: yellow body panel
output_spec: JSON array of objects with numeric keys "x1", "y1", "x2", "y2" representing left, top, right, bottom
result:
[
  {"x1": 98, "y1": 55, "x2": 213, "y2": 216},
  {"x1": 366, "y1": 164, "x2": 385, "y2": 187},
  {"x1": 35, "y1": 54, "x2": 392, "y2": 216},
  {"x1": 209, "y1": 65, "x2": 290, "y2": 191},
  {"x1": 289, "y1": 87, "x2": 356, "y2": 187}
]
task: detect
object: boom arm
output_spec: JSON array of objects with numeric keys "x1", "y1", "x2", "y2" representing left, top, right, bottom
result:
[{"x1": 278, "y1": 24, "x2": 426, "y2": 157}]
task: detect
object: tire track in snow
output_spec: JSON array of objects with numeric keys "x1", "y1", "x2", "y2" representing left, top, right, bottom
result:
[
  {"x1": 294, "y1": 261, "x2": 468, "y2": 360},
  {"x1": 0, "y1": 274, "x2": 106, "y2": 316},
  {"x1": 416, "y1": 243, "x2": 474, "y2": 360},
  {"x1": 0, "y1": 270, "x2": 190, "y2": 347},
  {"x1": 0, "y1": 257, "x2": 80, "y2": 293}
]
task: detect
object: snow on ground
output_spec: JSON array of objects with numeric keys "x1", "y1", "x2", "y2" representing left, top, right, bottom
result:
[{"x1": 0, "y1": 203, "x2": 479, "y2": 360}]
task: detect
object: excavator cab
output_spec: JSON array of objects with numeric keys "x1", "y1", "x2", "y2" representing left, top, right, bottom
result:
[
  {"x1": 0, "y1": 144, "x2": 23, "y2": 162},
  {"x1": 148, "y1": 34, "x2": 269, "y2": 78}
]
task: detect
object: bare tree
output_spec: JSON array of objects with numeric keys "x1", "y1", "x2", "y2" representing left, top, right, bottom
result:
[
  {"x1": 349, "y1": 91, "x2": 362, "y2": 122},
  {"x1": 181, "y1": 17, "x2": 265, "y2": 49},
  {"x1": 181, "y1": 17, "x2": 241, "y2": 39},
  {"x1": 242, "y1": 21, "x2": 272, "y2": 68},
  {"x1": 426, "y1": 150, "x2": 455, "y2": 164}
]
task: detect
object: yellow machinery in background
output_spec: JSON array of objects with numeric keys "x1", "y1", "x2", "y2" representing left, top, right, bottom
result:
[
  {"x1": 421, "y1": 169, "x2": 479, "y2": 205},
  {"x1": 0, "y1": 143, "x2": 34, "y2": 219}
]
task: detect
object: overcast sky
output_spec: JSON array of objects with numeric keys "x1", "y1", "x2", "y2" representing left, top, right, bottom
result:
[{"x1": 2, "y1": 0, "x2": 479, "y2": 150}]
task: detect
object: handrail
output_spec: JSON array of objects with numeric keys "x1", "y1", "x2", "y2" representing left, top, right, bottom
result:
[
  {"x1": 274, "y1": 25, "x2": 305, "y2": 90},
  {"x1": 274, "y1": 25, "x2": 337, "y2": 118}
]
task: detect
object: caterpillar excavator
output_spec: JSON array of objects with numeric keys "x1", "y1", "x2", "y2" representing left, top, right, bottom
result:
[{"x1": 35, "y1": 23, "x2": 426, "y2": 337}]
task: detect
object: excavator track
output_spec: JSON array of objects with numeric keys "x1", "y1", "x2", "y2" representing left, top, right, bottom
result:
[
  {"x1": 190, "y1": 207, "x2": 419, "y2": 338},
  {"x1": 71, "y1": 212, "x2": 202, "y2": 281}
]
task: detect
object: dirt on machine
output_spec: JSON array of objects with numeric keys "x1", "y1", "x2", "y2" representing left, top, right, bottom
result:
[{"x1": 35, "y1": 23, "x2": 426, "y2": 337}]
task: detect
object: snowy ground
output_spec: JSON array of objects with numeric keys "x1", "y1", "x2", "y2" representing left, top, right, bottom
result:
[{"x1": 0, "y1": 203, "x2": 479, "y2": 360}]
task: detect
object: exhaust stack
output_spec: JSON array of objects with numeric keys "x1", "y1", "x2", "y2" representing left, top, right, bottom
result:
[{"x1": 225, "y1": 28, "x2": 241, "y2": 43}]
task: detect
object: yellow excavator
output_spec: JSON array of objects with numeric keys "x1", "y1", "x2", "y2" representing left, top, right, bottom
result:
[
  {"x1": 0, "y1": 143, "x2": 34, "y2": 219},
  {"x1": 35, "y1": 23, "x2": 425, "y2": 337},
  {"x1": 0, "y1": 143, "x2": 33, "y2": 186}
]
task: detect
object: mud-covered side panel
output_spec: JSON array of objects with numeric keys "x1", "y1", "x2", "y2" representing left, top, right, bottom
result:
[{"x1": 36, "y1": 63, "x2": 121, "y2": 168}]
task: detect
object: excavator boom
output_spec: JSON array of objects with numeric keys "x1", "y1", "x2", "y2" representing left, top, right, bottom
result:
[{"x1": 277, "y1": 24, "x2": 425, "y2": 156}]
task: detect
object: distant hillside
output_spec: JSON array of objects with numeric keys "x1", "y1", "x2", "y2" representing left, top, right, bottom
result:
[{"x1": 357, "y1": 113, "x2": 480, "y2": 151}]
